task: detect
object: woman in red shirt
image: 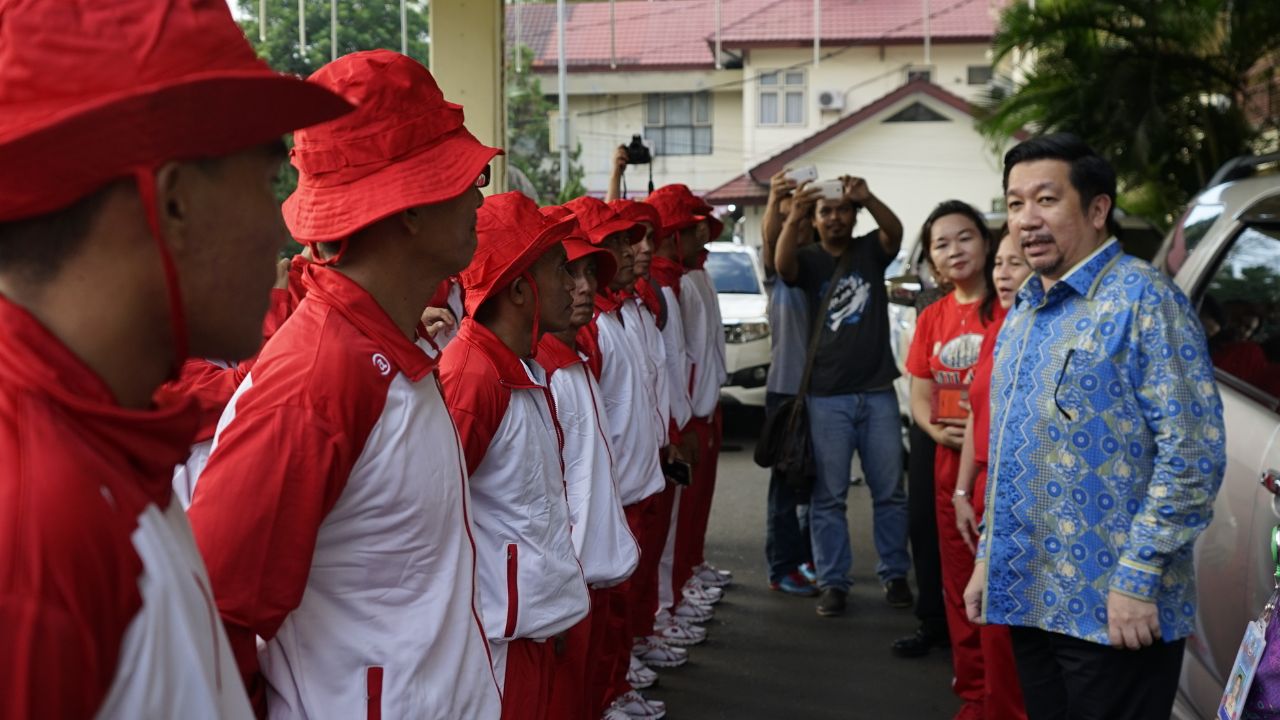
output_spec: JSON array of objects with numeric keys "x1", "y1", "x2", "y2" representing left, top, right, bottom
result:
[
  {"x1": 906, "y1": 200, "x2": 999, "y2": 720},
  {"x1": 953, "y1": 227, "x2": 1033, "y2": 720}
]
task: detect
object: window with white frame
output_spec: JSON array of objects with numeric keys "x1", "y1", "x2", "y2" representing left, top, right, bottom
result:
[
  {"x1": 644, "y1": 93, "x2": 713, "y2": 156},
  {"x1": 758, "y1": 70, "x2": 805, "y2": 126}
]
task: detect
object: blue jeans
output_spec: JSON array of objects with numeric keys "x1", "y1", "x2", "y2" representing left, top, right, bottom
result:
[
  {"x1": 806, "y1": 390, "x2": 909, "y2": 591},
  {"x1": 764, "y1": 392, "x2": 812, "y2": 583}
]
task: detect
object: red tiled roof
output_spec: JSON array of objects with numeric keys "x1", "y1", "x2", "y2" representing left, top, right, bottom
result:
[
  {"x1": 718, "y1": 0, "x2": 997, "y2": 47},
  {"x1": 705, "y1": 79, "x2": 981, "y2": 204},
  {"x1": 506, "y1": 0, "x2": 997, "y2": 72}
]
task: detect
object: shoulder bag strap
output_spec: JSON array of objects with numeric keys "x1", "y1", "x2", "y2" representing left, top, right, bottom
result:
[{"x1": 786, "y1": 247, "x2": 855, "y2": 428}]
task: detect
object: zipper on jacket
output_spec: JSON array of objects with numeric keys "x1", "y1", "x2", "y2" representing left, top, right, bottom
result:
[
  {"x1": 504, "y1": 543, "x2": 519, "y2": 638},
  {"x1": 365, "y1": 666, "x2": 383, "y2": 720}
]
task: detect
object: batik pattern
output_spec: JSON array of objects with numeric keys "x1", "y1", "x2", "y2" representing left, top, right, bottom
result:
[{"x1": 977, "y1": 239, "x2": 1226, "y2": 644}]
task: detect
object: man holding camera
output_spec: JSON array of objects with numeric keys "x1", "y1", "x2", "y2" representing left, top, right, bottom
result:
[{"x1": 774, "y1": 177, "x2": 911, "y2": 617}]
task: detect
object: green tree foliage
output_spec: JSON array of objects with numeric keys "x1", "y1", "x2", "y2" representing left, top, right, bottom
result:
[
  {"x1": 507, "y1": 45, "x2": 587, "y2": 204},
  {"x1": 234, "y1": 1, "x2": 430, "y2": 252},
  {"x1": 235, "y1": 0, "x2": 429, "y2": 77},
  {"x1": 979, "y1": 0, "x2": 1280, "y2": 225}
]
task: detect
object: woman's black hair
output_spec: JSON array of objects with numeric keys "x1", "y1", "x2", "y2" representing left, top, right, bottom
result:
[{"x1": 919, "y1": 199, "x2": 998, "y2": 324}]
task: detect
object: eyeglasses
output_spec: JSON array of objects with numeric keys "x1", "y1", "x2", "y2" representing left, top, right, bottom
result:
[
  {"x1": 1054, "y1": 348, "x2": 1075, "y2": 421},
  {"x1": 475, "y1": 164, "x2": 492, "y2": 189}
]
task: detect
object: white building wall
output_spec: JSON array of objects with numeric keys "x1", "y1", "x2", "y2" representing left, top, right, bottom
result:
[
  {"x1": 738, "y1": 93, "x2": 1007, "y2": 264},
  {"x1": 542, "y1": 70, "x2": 748, "y2": 195},
  {"x1": 742, "y1": 43, "x2": 992, "y2": 164}
]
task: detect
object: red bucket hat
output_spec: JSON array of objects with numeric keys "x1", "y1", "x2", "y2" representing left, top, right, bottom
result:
[
  {"x1": 283, "y1": 49, "x2": 503, "y2": 245},
  {"x1": 646, "y1": 184, "x2": 725, "y2": 242},
  {"x1": 462, "y1": 192, "x2": 575, "y2": 317},
  {"x1": 563, "y1": 196, "x2": 646, "y2": 246},
  {"x1": 542, "y1": 206, "x2": 617, "y2": 290},
  {"x1": 0, "y1": 0, "x2": 353, "y2": 222}
]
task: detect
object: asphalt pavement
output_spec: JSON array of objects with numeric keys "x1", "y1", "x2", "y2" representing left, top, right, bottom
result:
[{"x1": 643, "y1": 404, "x2": 959, "y2": 720}]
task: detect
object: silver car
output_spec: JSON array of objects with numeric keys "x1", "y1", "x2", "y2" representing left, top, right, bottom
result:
[
  {"x1": 704, "y1": 241, "x2": 769, "y2": 407},
  {"x1": 1158, "y1": 158, "x2": 1280, "y2": 719}
]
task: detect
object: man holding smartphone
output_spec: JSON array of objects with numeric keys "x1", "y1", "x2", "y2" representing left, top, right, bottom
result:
[{"x1": 773, "y1": 176, "x2": 911, "y2": 617}]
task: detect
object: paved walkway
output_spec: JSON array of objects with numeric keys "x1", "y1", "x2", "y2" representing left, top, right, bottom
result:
[{"x1": 644, "y1": 406, "x2": 959, "y2": 720}]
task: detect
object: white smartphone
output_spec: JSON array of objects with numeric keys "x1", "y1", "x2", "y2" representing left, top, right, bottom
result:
[
  {"x1": 817, "y1": 179, "x2": 845, "y2": 200},
  {"x1": 785, "y1": 165, "x2": 818, "y2": 184}
]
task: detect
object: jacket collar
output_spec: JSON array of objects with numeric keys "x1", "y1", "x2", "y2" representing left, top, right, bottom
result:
[
  {"x1": 301, "y1": 264, "x2": 438, "y2": 381},
  {"x1": 455, "y1": 317, "x2": 544, "y2": 389},
  {"x1": 1019, "y1": 237, "x2": 1122, "y2": 308},
  {"x1": 0, "y1": 295, "x2": 198, "y2": 507},
  {"x1": 537, "y1": 333, "x2": 585, "y2": 374}
]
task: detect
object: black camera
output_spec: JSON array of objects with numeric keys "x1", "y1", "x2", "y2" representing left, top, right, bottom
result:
[{"x1": 625, "y1": 134, "x2": 652, "y2": 165}]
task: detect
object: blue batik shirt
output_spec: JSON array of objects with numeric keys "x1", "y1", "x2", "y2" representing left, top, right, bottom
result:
[{"x1": 977, "y1": 238, "x2": 1226, "y2": 645}]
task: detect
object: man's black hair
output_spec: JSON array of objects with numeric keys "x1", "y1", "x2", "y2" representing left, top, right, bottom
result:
[
  {"x1": 0, "y1": 182, "x2": 118, "y2": 285},
  {"x1": 1002, "y1": 132, "x2": 1119, "y2": 237}
]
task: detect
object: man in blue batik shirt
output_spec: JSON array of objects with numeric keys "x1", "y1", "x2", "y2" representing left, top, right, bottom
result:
[{"x1": 962, "y1": 134, "x2": 1226, "y2": 720}]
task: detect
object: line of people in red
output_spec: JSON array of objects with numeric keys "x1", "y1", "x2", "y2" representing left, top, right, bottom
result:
[{"x1": 0, "y1": 4, "x2": 729, "y2": 718}]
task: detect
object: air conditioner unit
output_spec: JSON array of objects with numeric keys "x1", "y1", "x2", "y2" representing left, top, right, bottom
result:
[{"x1": 817, "y1": 89, "x2": 845, "y2": 112}]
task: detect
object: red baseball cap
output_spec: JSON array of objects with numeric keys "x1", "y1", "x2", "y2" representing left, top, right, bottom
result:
[
  {"x1": 0, "y1": 0, "x2": 353, "y2": 222},
  {"x1": 646, "y1": 184, "x2": 725, "y2": 242},
  {"x1": 462, "y1": 192, "x2": 575, "y2": 317},
  {"x1": 563, "y1": 196, "x2": 645, "y2": 246},
  {"x1": 283, "y1": 50, "x2": 503, "y2": 244},
  {"x1": 543, "y1": 206, "x2": 618, "y2": 290}
]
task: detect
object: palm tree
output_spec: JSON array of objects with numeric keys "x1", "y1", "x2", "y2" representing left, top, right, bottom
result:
[{"x1": 978, "y1": 0, "x2": 1280, "y2": 225}]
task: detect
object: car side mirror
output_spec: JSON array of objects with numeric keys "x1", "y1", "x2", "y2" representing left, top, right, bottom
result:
[{"x1": 886, "y1": 274, "x2": 922, "y2": 307}]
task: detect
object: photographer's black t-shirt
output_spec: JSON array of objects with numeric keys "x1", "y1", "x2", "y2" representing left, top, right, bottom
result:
[{"x1": 784, "y1": 232, "x2": 899, "y2": 396}]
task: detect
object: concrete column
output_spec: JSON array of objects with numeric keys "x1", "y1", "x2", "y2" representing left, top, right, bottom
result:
[{"x1": 430, "y1": 0, "x2": 507, "y2": 193}]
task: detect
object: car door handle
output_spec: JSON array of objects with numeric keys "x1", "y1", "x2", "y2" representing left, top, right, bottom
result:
[{"x1": 1263, "y1": 469, "x2": 1280, "y2": 496}]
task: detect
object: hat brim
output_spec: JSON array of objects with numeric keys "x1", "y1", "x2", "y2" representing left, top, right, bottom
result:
[
  {"x1": 284, "y1": 127, "x2": 503, "y2": 244},
  {"x1": 464, "y1": 216, "x2": 576, "y2": 316},
  {"x1": 587, "y1": 217, "x2": 646, "y2": 246},
  {"x1": 663, "y1": 215, "x2": 725, "y2": 243},
  {"x1": 564, "y1": 237, "x2": 618, "y2": 290},
  {"x1": 0, "y1": 71, "x2": 353, "y2": 222}
]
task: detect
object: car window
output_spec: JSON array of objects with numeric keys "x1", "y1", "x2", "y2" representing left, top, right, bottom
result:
[
  {"x1": 1164, "y1": 203, "x2": 1226, "y2": 275},
  {"x1": 705, "y1": 252, "x2": 760, "y2": 294},
  {"x1": 1197, "y1": 224, "x2": 1280, "y2": 408}
]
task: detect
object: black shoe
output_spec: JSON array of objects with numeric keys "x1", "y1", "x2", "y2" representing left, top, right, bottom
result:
[
  {"x1": 891, "y1": 628, "x2": 949, "y2": 658},
  {"x1": 816, "y1": 587, "x2": 847, "y2": 617},
  {"x1": 884, "y1": 578, "x2": 913, "y2": 608}
]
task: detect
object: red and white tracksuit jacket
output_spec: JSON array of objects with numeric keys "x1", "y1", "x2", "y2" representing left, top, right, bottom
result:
[
  {"x1": 0, "y1": 296, "x2": 251, "y2": 719},
  {"x1": 621, "y1": 297, "x2": 670, "y2": 444},
  {"x1": 187, "y1": 265, "x2": 501, "y2": 720},
  {"x1": 589, "y1": 305, "x2": 666, "y2": 506},
  {"x1": 537, "y1": 334, "x2": 639, "y2": 588},
  {"x1": 438, "y1": 319, "x2": 591, "y2": 687},
  {"x1": 680, "y1": 268, "x2": 727, "y2": 418}
]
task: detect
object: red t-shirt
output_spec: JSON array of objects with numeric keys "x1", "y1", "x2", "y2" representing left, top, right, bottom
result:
[
  {"x1": 906, "y1": 293, "x2": 996, "y2": 492},
  {"x1": 968, "y1": 308, "x2": 1009, "y2": 469},
  {"x1": 906, "y1": 293, "x2": 988, "y2": 385}
]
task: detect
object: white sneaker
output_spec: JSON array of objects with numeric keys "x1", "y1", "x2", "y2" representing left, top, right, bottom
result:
[
  {"x1": 682, "y1": 582, "x2": 722, "y2": 605},
  {"x1": 655, "y1": 615, "x2": 706, "y2": 646},
  {"x1": 695, "y1": 562, "x2": 732, "y2": 588},
  {"x1": 627, "y1": 655, "x2": 658, "y2": 689},
  {"x1": 673, "y1": 598, "x2": 714, "y2": 623},
  {"x1": 667, "y1": 612, "x2": 703, "y2": 632},
  {"x1": 615, "y1": 690, "x2": 666, "y2": 719},
  {"x1": 603, "y1": 707, "x2": 632, "y2": 720},
  {"x1": 631, "y1": 636, "x2": 688, "y2": 668}
]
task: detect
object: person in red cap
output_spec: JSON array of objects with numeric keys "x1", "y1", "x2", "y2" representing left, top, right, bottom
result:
[
  {"x1": 185, "y1": 50, "x2": 502, "y2": 719},
  {"x1": 647, "y1": 184, "x2": 734, "y2": 613},
  {"x1": 438, "y1": 192, "x2": 590, "y2": 720},
  {"x1": 565, "y1": 196, "x2": 678, "y2": 720},
  {"x1": 611, "y1": 198, "x2": 717, "y2": 649},
  {"x1": 0, "y1": 1, "x2": 352, "y2": 717},
  {"x1": 535, "y1": 208, "x2": 642, "y2": 720}
]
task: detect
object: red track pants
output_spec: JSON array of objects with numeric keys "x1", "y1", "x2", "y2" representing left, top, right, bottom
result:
[
  {"x1": 673, "y1": 406, "x2": 722, "y2": 591},
  {"x1": 500, "y1": 638, "x2": 556, "y2": 720},
  {"x1": 546, "y1": 615, "x2": 592, "y2": 720},
  {"x1": 587, "y1": 586, "x2": 632, "y2": 715},
  {"x1": 936, "y1": 448, "x2": 1027, "y2": 720}
]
